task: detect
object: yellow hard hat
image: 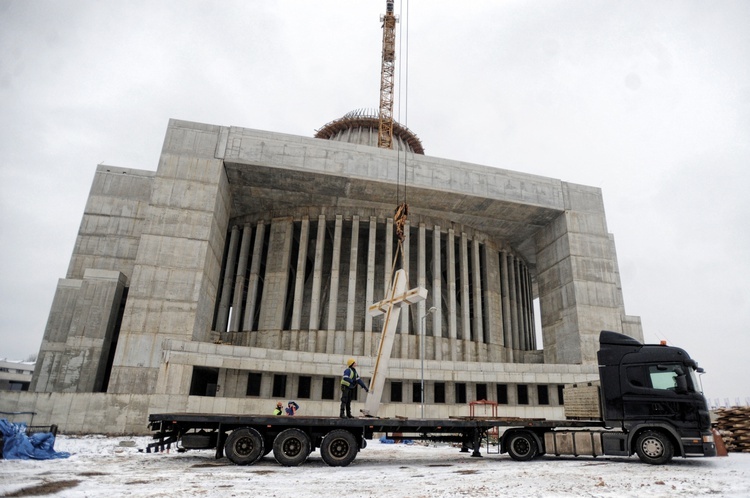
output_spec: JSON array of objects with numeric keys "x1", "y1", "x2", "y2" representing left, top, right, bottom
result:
[{"x1": 347, "y1": 358, "x2": 356, "y2": 367}]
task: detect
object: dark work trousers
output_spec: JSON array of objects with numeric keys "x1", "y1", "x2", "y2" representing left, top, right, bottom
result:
[{"x1": 340, "y1": 386, "x2": 355, "y2": 417}]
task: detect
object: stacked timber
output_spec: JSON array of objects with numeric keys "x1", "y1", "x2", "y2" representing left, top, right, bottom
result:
[
  {"x1": 563, "y1": 383, "x2": 602, "y2": 420},
  {"x1": 713, "y1": 407, "x2": 750, "y2": 452}
]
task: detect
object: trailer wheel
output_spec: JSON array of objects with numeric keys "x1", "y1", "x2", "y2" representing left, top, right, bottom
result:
[
  {"x1": 273, "y1": 428, "x2": 311, "y2": 467},
  {"x1": 320, "y1": 429, "x2": 358, "y2": 467},
  {"x1": 224, "y1": 428, "x2": 264, "y2": 465},
  {"x1": 635, "y1": 430, "x2": 673, "y2": 465},
  {"x1": 506, "y1": 431, "x2": 538, "y2": 461}
]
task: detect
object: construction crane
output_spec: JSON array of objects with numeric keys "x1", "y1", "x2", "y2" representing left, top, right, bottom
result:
[
  {"x1": 377, "y1": 0, "x2": 397, "y2": 151},
  {"x1": 377, "y1": 1, "x2": 409, "y2": 243}
]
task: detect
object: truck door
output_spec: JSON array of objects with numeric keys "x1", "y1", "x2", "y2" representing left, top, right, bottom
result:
[{"x1": 620, "y1": 363, "x2": 699, "y2": 430}]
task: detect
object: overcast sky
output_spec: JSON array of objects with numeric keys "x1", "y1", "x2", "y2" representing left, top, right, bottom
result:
[{"x1": 1, "y1": 1, "x2": 748, "y2": 403}]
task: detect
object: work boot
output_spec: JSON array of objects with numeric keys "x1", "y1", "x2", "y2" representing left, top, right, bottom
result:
[
  {"x1": 339, "y1": 408, "x2": 346, "y2": 418},
  {"x1": 347, "y1": 411, "x2": 353, "y2": 418}
]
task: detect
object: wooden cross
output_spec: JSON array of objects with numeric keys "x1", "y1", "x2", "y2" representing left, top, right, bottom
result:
[{"x1": 362, "y1": 268, "x2": 427, "y2": 417}]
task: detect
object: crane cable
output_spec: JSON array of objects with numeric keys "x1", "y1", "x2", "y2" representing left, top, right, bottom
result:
[{"x1": 393, "y1": 0, "x2": 410, "y2": 248}]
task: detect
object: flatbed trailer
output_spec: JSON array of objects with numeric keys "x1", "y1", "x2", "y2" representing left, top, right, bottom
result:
[
  {"x1": 147, "y1": 331, "x2": 718, "y2": 466},
  {"x1": 146, "y1": 412, "x2": 643, "y2": 467}
]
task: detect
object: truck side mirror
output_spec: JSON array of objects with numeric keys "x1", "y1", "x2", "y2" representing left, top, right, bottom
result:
[{"x1": 675, "y1": 373, "x2": 688, "y2": 394}]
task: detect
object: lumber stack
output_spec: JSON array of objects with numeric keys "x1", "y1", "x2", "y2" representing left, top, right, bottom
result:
[{"x1": 713, "y1": 407, "x2": 750, "y2": 452}]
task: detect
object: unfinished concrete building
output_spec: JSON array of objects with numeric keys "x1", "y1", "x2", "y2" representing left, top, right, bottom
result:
[{"x1": 0, "y1": 112, "x2": 642, "y2": 434}]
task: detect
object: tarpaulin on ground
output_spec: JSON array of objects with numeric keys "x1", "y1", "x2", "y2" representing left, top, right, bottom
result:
[{"x1": 0, "y1": 419, "x2": 70, "y2": 460}]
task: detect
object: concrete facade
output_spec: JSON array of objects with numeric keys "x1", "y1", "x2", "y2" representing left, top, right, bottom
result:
[{"x1": 1, "y1": 119, "x2": 642, "y2": 434}]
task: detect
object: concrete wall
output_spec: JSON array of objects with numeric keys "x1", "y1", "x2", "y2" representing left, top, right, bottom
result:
[{"x1": 107, "y1": 121, "x2": 232, "y2": 394}]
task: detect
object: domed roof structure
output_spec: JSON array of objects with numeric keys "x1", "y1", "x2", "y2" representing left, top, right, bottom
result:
[{"x1": 315, "y1": 108, "x2": 424, "y2": 155}]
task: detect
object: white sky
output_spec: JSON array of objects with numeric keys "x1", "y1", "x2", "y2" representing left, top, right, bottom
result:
[{"x1": 1, "y1": 1, "x2": 748, "y2": 403}]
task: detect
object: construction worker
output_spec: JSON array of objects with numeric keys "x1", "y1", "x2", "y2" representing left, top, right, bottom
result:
[
  {"x1": 273, "y1": 401, "x2": 283, "y2": 416},
  {"x1": 340, "y1": 358, "x2": 369, "y2": 418},
  {"x1": 285, "y1": 401, "x2": 299, "y2": 416}
]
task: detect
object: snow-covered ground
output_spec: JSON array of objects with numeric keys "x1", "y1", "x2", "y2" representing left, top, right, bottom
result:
[{"x1": 1, "y1": 435, "x2": 749, "y2": 497}]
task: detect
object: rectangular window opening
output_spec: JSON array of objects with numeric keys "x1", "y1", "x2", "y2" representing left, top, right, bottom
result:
[{"x1": 246, "y1": 372, "x2": 262, "y2": 396}]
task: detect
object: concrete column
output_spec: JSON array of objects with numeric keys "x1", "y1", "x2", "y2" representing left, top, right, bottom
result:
[
  {"x1": 345, "y1": 216, "x2": 359, "y2": 354},
  {"x1": 230, "y1": 224, "x2": 252, "y2": 332},
  {"x1": 521, "y1": 265, "x2": 531, "y2": 350},
  {"x1": 309, "y1": 215, "x2": 326, "y2": 331},
  {"x1": 291, "y1": 217, "x2": 309, "y2": 331},
  {"x1": 509, "y1": 255, "x2": 520, "y2": 353},
  {"x1": 483, "y1": 246, "x2": 502, "y2": 360},
  {"x1": 527, "y1": 267, "x2": 537, "y2": 350},
  {"x1": 325, "y1": 215, "x2": 344, "y2": 354},
  {"x1": 447, "y1": 228, "x2": 458, "y2": 361},
  {"x1": 216, "y1": 225, "x2": 240, "y2": 333},
  {"x1": 399, "y1": 220, "x2": 411, "y2": 359},
  {"x1": 471, "y1": 239, "x2": 484, "y2": 346},
  {"x1": 518, "y1": 262, "x2": 528, "y2": 351},
  {"x1": 364, "y1": 217, "x2": 377, "y2": 355},
  {"x1": 524, "y1": 266, "x2": 536, "y2": 349},
  {"x1": 501, "y1": 251, "x2": 513, "y2": 362},
  {"x1": 418, "y1": 223, "x2": 427, "y2": 359},
  {"x1": 459, "y1": 233, "x2": 471, "y2": 344},
  {"x1": 257, "y1": 218, "x2": 293, "y2": 331},
  {"x1": 432, "y1": 225, "x2": 442, "y2": 360},
  {"x1": 243, "y1": 221, "x2": 265, "y2": 335},
  {"x1": 327, "y1": 215, "x2": 343, "y2": 332},
  {"x1": 384, "y1": 217, "x2": 393, "y2": 295}
]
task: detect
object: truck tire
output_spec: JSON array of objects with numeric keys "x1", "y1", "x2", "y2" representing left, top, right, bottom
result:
[
  {"x1": 635, "y1": 430, "x2": 673, "y2": 465},
  {"x1": 506, "y1": 431, "x2": 538, "y2": 461},
  {"x1": 273, "y1": 428, "x2": 311, "y2": 467},
  {"x1": 225, "y1": 428, "x2": 264, "y2": 465},
  {"x1": 320, "y1": 429, "x2": 358, "y2": 467}
]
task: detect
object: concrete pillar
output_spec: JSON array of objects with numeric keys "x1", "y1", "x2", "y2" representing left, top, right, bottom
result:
[
  {"x1": 400, "y1": 220, "x2": 411, "y2": 359},
  {"x1": 257, "y1": 218, "x2": 293, "y2": 331},
  {"x1": 345, "y1": 216, "x2": 359, "y2": 353},
  {"x1": 418, "y1": 223, "x2": 427, "y2": 359},
  {"x1": 229, "y1": 224, "x2": 252, "y2": 332},
  {"x1": 309, "y1": 215, "x2": 326, "y2": 331},
  {"x1": 243, "y1": 221, "x2": 266, "y2": 335},
  {"x1": 522, "y1": 264, "x2": 534, "y2": 351},
  {"x1": 483, "y1": 246, "x2": 503, "y2": 361},
  {"x1": 432, "y1": 225, "x2": 442, "y2": 360},
  {"x1": 509, "y1": 254, "x2": 520, "y2": 354},
  {"x1": 447, "y1": 228, "x2": 458, "y2": 361},
  {"x1": 459, "y1": 233, "x2": 471, "y2": 343},
  {"x1": 216, "y1": 225, "x2": 240, "y2": 333},
  {"x1": 471, "y1": 239, "x2": 484, "y2": 346},
  {"x1": 501, "y1": 251, "x2": 513, "y2": 362},
  {"x1": 291, "y1": 217, "x2": 309, "y2": 331},
  {"x1": 365, "y1": 217, "x2": 377, "y2": 355},
  {"x1": 384, "y1": 217, "x2": 393, "y2": 296},
  {"x1": 327, "y1": 215, "x2": 343, "y2": 332}
]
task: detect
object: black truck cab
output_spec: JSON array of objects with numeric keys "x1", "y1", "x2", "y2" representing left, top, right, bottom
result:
[{"x1": 597, "y1": 331, "x2": 715, "y2": 461}]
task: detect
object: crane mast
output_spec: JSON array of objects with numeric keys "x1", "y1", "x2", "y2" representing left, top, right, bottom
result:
[{"x1": 377, "y1": 1, "x2": 397, "y2": 150}]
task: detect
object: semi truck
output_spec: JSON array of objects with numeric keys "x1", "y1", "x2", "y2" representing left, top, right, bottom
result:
[{"x1": 147, "y1": 330, "x2": 717, "y2": 466}]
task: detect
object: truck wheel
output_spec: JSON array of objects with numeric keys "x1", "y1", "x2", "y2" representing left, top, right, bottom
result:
[
  {"x1": 273, "y1": 428, "x2": 311, "y2": 467},
  {"x1": 635, "y1": 430, "x2": 673, "y2": 465},
  {"x1": 224, "y1": 428, "x2": 264, "y2": 465},
  {"x1": 506, "y1": 431, "x2": 538, "y2": 461},
  {"x1": 320, "y1": 429, "x2": 358, "y2": 467}
]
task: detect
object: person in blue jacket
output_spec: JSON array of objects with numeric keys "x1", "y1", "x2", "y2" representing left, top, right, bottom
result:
[
  {"x1": 340, "y1": 358, "x2": 369, "y2": 418},
  {"x1": 285, "y1": 401, "x2": 299, "y2": 416}
]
